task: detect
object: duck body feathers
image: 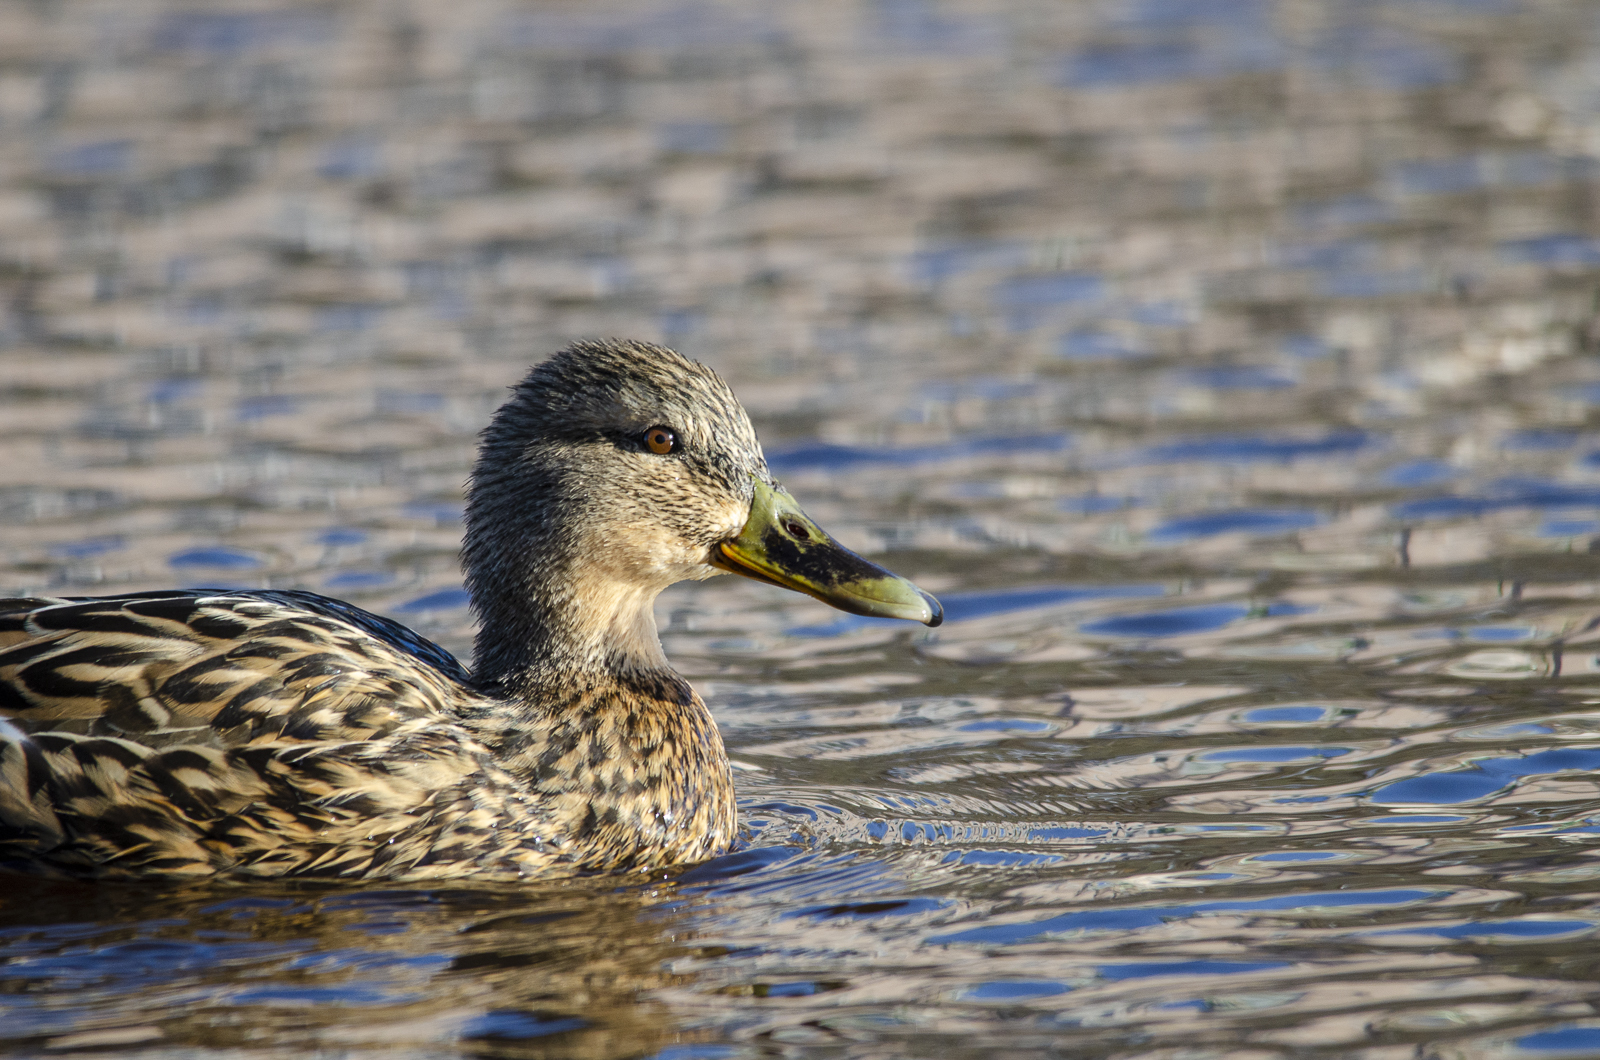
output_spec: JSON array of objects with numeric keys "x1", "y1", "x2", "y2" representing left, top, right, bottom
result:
[{"x1": 0, "y1": 590, "x2": 734, "y2": 880}]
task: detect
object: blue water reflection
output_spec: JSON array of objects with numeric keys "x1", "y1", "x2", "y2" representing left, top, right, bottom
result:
[
  {"x1": 871, "y1": 0, "x2": 998, "y2": 54},
  {"x1": 1372, "y1": 747, "x2": 1600, "y2": 805},
  {"x1": 1320, "y1": 268, "x2": 1431, "y2": 299},
  {"x1": 1500, "y1": 234, "x2": 1600, "y2": 265},
  {"x1": 1059, "y1": 0, "x2": 1285, "y2": 89},
  {"x1": 461, "y1": 1011, "x2": 589, "y2": 1040},
  {"x1": 993, "y1": 273, "x2": 1104, "y2": 308},
  {"x1": 1149, "y1": 508, "x2": 1318, "y2": 542},
  {"x1": 928, "y1": 889, "x2": 1442, "y2": 946},
  {"x1": 315, "y1": 528, "x2": 369, "y2": 546},
  {"x1": 48, "y1": 535, "x2": 125, "y2": 559},
  {"x1": 994, "y1": 272, "x2": 1104, "y2": 329},
  {"x1": 1540, "y1": 518, "x2": 1599, "y2": 537},
  {"x1": 649, "y1": 1047, "x2": 741, "y2": 1060},
  {"x1": 1080, "y1": 603, "x2": 1248, "y2": 638},
  {"x1": 1, "y1": 936, "x2": 315, "y2": 1002},
  {"x1": 168, "y1": 547, "x2": 264, "y2": 570},
  {"x1": 49, "y1": 140, "x2": 133, "y2": 177},
  {"x1": 231, "y1": 984, "x2": 420, "y2": 1007},
  {"x1": 498, "y1": 6, "x2": 779, "y2": 53},
  {"x1": 1062, "y1": 41, "x2": 1280, "y2": 87},
  {"x1": 395, "y1": 588, "x2": 471, "y2": 612},
  {"x1": 1242, "y1": 706, "x2": 1329, "y2": 723},
  {"x1": 1466, "y1": 626, "x2": 1535, "y2": 642},
  {"x1": 1056, "y1": 330, "x2": 1144, "y2": 360},
  {"x1": 677, "y1": 846, "x2": 809, "y2": 887},
  {"x1": 324, "y1": 571, "x2": 395, "y2": 590},
  {"x1": 236, "y1": 395, "x2": 297, "y2": 420},
  {"x1": 659, "y1": 122, "x2": 728, "y2": 155},
  {"x1": 1115, "y1": 0, "x2": 1274, "y2": 28},
  {"x1": 316, "y1": 305, "x2": 385, "y2": 333},
  {"x1": 1290, "y1": 198, "x2": 1390, "y2": 231},
  {"x1": 909, "y1": 241, "x2": 1028, "y2": 286},
  {"x1": 1392, "y1": 478, "x2": 1600, "y2": 521},
  {"x1": 962, "y1": 980, "x2": 1070, "y2": 1001},
  {"x1": 789, "y1": 583, "x2": 1163, "y2": 636},
  {"x1": 1381, "y1": 459, "x2": 1457, "y2": 487},
  {"x1": 1371, "y1": 919, "x2": 1593, "y2": 940},
  {"x1": 1504, "y1": 429, "x2": 1581, "y2": 451},
  {"x1": 318, "y1": 137, "x2": 383, "y2": 180},
  {"x1": 402, "y1": 502, "x2": 465, "y2": 524},
  {"x1": 1060, "y1": 495, "x2": 1139, "y2": 514},
  {"x1": 148, "y1": 378, "x2": 205, "y2": 404},
  {"x1": 375, "y1": 391, "x2": 446, "y2": 414},
  {"x1": 1028, "y1": 827, "x2": 1111, "y2": 841},
  {"x1": 1310, "y1": 26, "x2": 1458, "y2": 88},
  {"x1": 1393, "y1": 156, "x2": 1485, "y2": 195},
  {"x1": 153, "y1": 10, "x2": 335, "y2": 53},
  {"x1": 1123, "y1": 300, "x2": 1194, "y2": 326},
  {"x1": 1517, "y1": 1026, "x2": 1600, "y2": 1054},
  {"x1": 1278, "y1": 240, "x2": 1372, "y2": 270},
  {"x1": 1287, "y1": 337, "x2": 1337, "y2": 362},
  {"x1": 959, "y1": 719, "x2": 1053, "y2": 733}
]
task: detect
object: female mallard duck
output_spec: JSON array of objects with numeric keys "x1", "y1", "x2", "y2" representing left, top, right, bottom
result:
[{"x1": 0, "y1": 340, "x2": 940, "y2": 880}]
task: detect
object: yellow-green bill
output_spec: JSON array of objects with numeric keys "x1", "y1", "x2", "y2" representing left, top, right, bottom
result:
[{"x1": 712, "y1": 479, "x2": 942, "y2": 626}]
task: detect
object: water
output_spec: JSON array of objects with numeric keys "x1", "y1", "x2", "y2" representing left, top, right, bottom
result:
[{"x1": 4, "y1": 0, "x2": 1600, "y2": 1055}]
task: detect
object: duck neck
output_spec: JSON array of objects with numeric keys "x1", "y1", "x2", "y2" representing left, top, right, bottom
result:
[{"x1": 464, "y1": 524, "x2": 673, "y2": 697}]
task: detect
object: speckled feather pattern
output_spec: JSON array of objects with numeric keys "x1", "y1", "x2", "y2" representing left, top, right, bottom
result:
[
  {"x1": 0, "y1": 342, "x2": 751, "y2": 881},
  {"x1": 0, "y1": 591, "x2": 734, "y2": 880}
]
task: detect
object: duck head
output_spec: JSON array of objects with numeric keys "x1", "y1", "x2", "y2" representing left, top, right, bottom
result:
[{"x1": 464, "y1": 340, "x2": 940, "y2": 689}]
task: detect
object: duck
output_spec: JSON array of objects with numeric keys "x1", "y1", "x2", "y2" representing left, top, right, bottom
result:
[{"x1": 0, "y1": 340, "x2": 941, "y2": 881}]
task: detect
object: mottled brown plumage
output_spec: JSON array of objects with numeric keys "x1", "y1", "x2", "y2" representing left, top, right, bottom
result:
[{"x1": 0, "y1": 340, "x2": 937, "y2": 881}]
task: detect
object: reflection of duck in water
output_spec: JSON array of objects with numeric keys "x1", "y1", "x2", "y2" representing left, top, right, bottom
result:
[
  {"x1": 0, "y1": 869, "x2": 695, "y2": 1057},
  {"x1": 0, "y1": 341, "x2": 940, "y2": 880}
]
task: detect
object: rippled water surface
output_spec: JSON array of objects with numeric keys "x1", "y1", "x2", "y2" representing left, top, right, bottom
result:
[{"x1": 6, "y1": 0, "x2": 1600, "y2": 1056}]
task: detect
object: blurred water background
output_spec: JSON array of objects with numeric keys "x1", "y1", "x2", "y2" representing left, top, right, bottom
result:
[{"x1": 6, "y1": 0, "x2": 1600, "y2": 1056}]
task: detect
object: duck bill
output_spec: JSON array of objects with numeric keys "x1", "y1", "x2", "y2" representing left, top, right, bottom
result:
[{"x1": 711, "y1": 479, "x2": 943, "y2": 626}]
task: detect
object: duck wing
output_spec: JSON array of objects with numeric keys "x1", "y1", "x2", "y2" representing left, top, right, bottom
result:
[
  {"x1": 0, "y1": 589, "x2": 473, "y2": 741},
  {"x1": 0, "y1": 591, "x2": 548, "y2": 879}
]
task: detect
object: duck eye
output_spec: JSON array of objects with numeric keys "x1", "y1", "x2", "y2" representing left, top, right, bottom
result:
[{"x1": 644, "y1": 426, "x2": 677, "y2": 455}]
